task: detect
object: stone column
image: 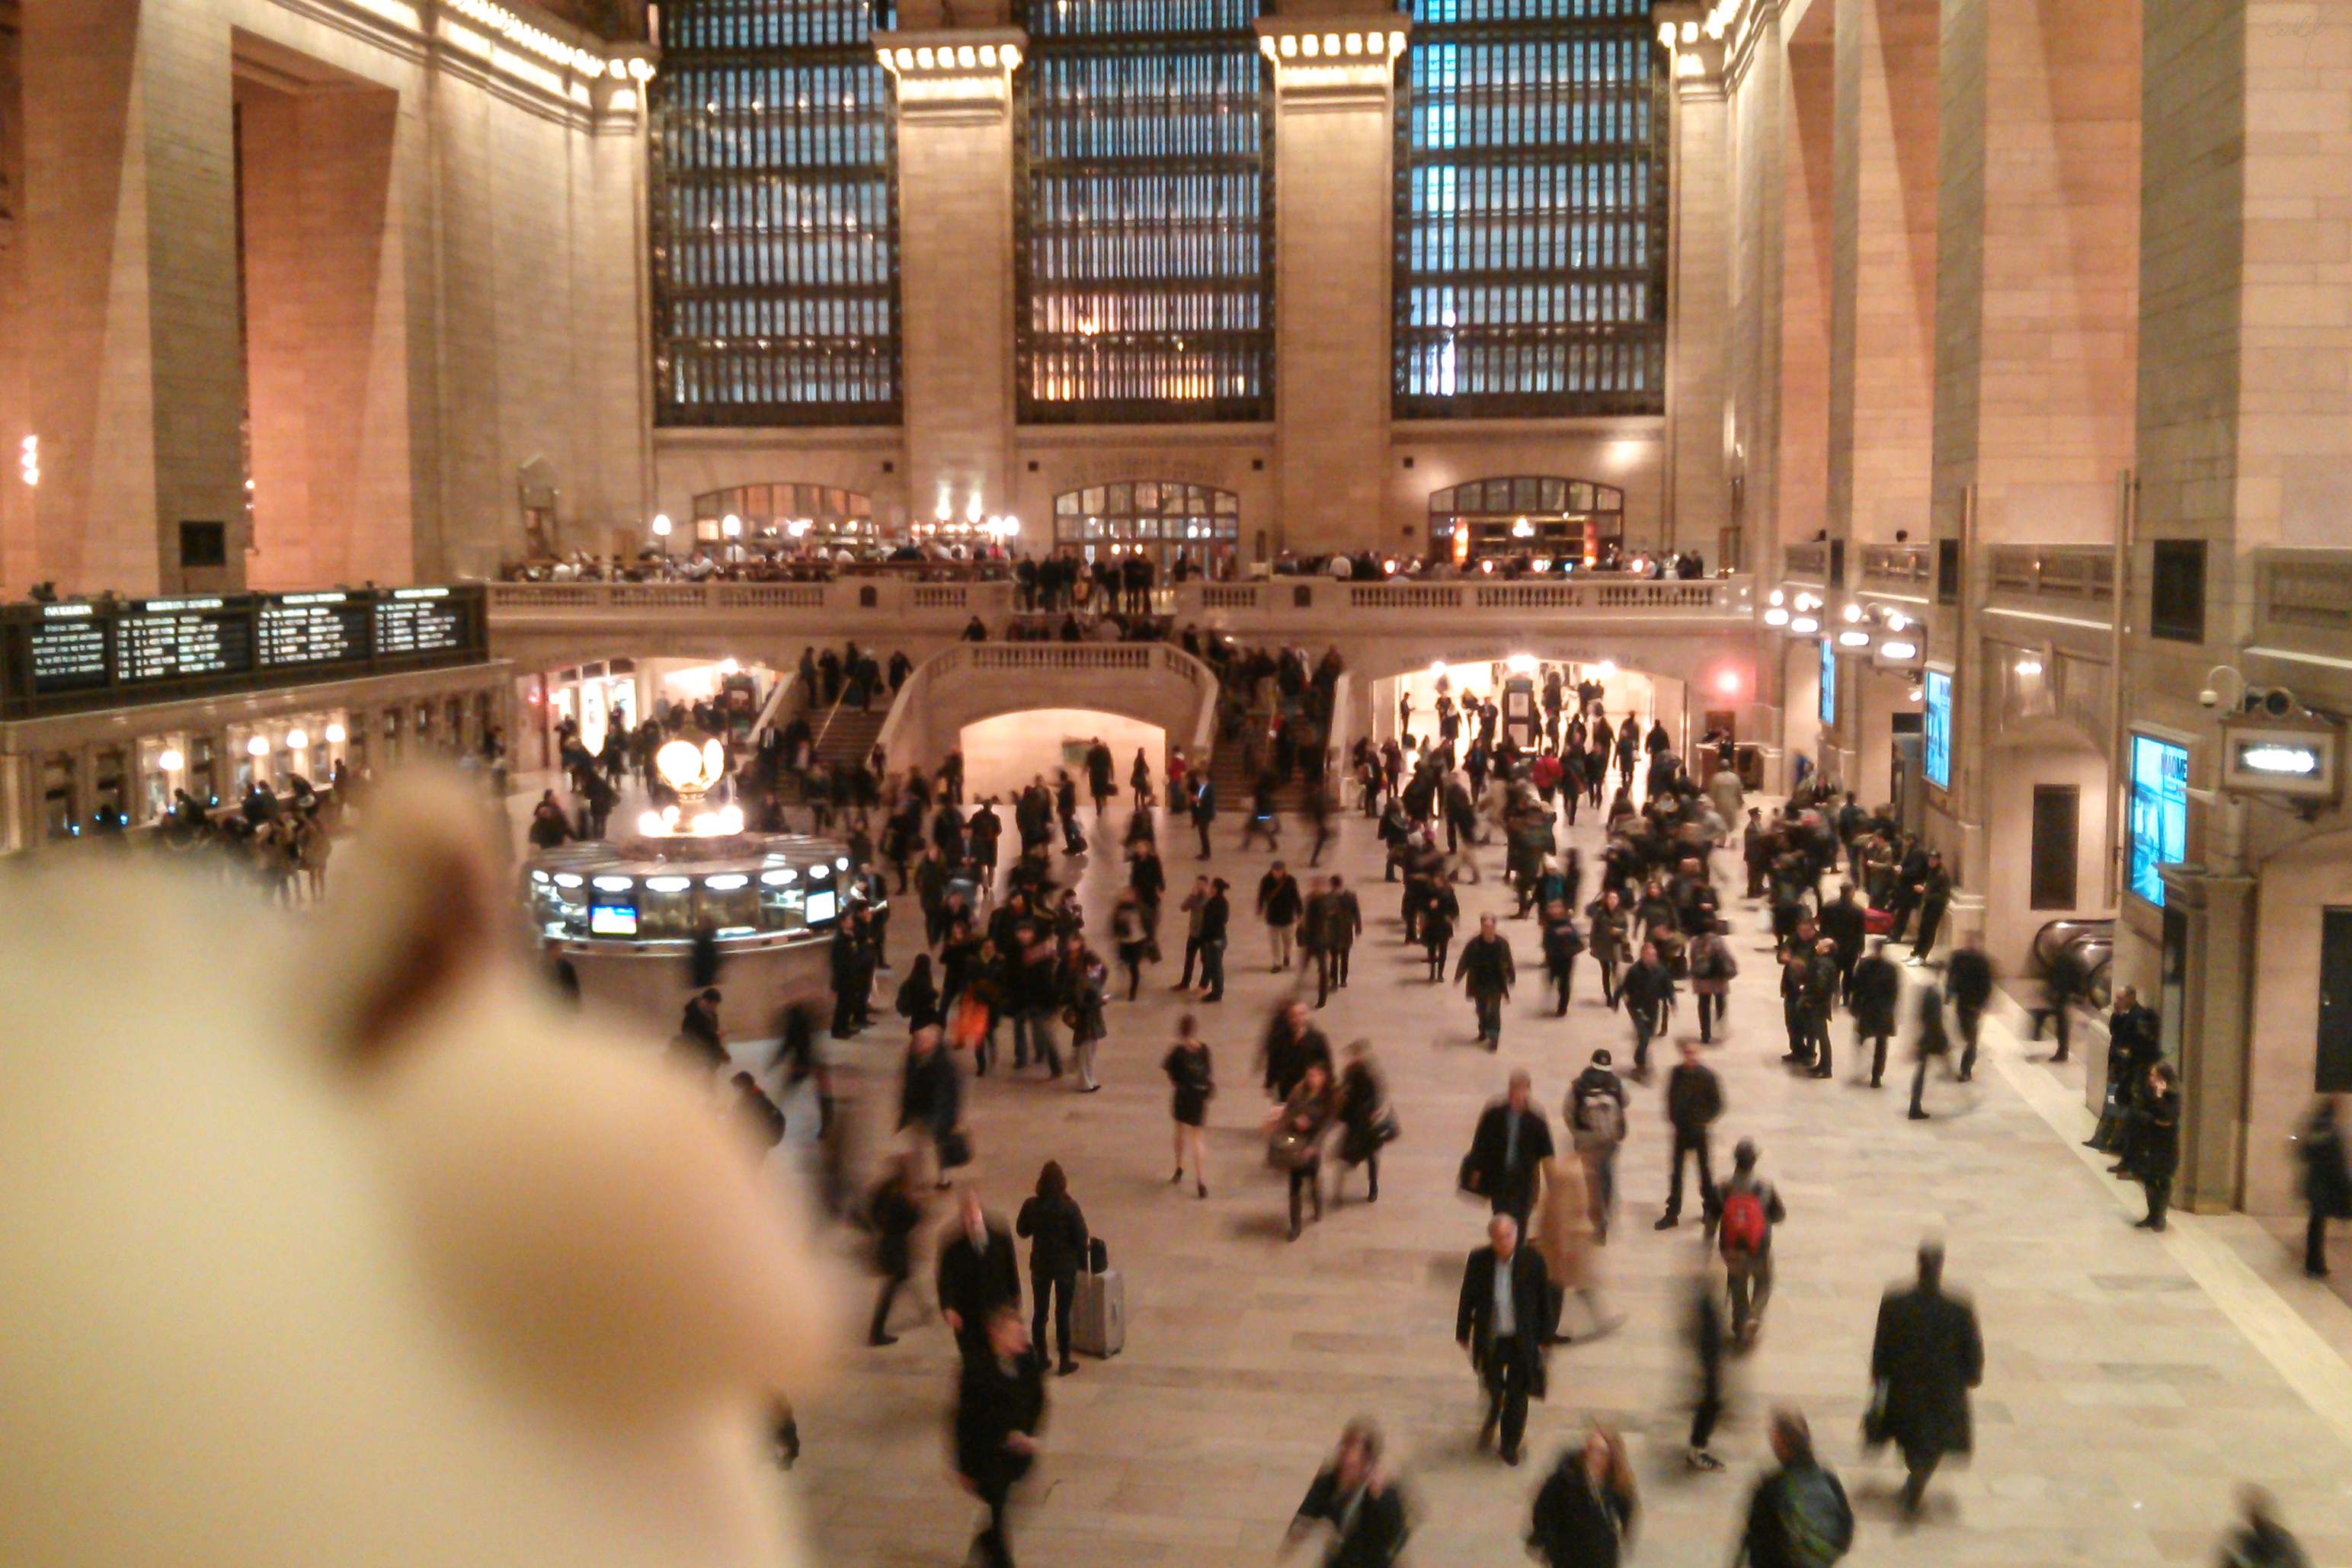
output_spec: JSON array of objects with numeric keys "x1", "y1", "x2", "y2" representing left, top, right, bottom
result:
[
  {"x1": 1259, "y1": 5, "x2": 1402, "y2": 560},
  {"x1": 1666, "y1": 42, "x2": 1729, "y2": 560},
  {"x1": 22, "y1": 0, "x2": 245, "y2": 596},
  {"x1": 875, "y1": 31, "x2": 1024, "y2": 533},
  {"x1": 1826, "y1": 0, "x2": 1936, "y2": 549}
]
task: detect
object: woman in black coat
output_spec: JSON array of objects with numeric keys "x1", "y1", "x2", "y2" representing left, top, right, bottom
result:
[
  {"x1": 866, "y1": 1154, "x2": 926, "y2": 1346},
  {"x1": 1332, "y1": 1039, "x2": 1391, "y2": 1205},
  {"x1": 1015, "y1": 1160, "x2": 1090, "y2": 1376},
  {"x1": 1163, "y1": 1014, "x2": 1214, "y2": 1198},
  {"x1": 895, "y1": 953, "x2": 942, "y2": 1031},
  {"x1": 1529, "y1": 1425, "x2": 1637, "y2": 1568}
]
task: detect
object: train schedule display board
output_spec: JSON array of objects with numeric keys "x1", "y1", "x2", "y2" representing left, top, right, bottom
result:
[
  {"x1": 259, "y1": 593, "x2": 371, "y2": 670},
  {"x1": 114, "y1": 598, "x2": 256, "y2": 686},
  {"x1": 2, "y1": 584, "x2": 488, "y2": 718},
  {"x1": 26, "y1": 605, "x2": 110, "y2": 695},
  {"x1": 373, "y1": 587, "x2": 469, "y2": 660}
]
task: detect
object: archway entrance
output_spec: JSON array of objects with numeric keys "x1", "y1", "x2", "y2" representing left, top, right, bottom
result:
[{"x1": 959, "y1": 709, "x2": 1168, "y2": 803}]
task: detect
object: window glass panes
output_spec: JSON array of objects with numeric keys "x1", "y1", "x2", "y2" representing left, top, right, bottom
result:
[
  {"x1": 1395, "y1": 0, "x2": 1666, "y2": 417},
  {"x1": 1017, "y1": 0, "x2": 1273, "y2": 421},
  {"x1": 651, "y1": 0, "x2": 902, "y2": 424},
  {"x1": 1051, "y1": 480, "x2": 1241, "y2": 576}
]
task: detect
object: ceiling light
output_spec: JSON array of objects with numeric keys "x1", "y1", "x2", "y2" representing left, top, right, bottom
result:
[
  {"x1": 1837, "y1": 630, "x2": 1870, "y2": 648},
  {"x1": 1843, "y1": 603, "x2": 1864, "y2": 622},
  {"x1": 1790, "y1": 616, "x2": 1819, "y2": 635},
  {"x1": 1768, "y1": 588, "x2": 1784, "y2": 606},
  {"x1": 1763, "y1": 606, "x2": 1790, "y2": 626},
  {"x1": 2015, "y1": 657, "x2": 2044, "y2": 677},
  {"x1": 1881, "y1": 640, "x2": 1919, "y2": 661}
]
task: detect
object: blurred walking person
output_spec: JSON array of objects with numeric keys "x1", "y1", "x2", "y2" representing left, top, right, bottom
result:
[
  {"x1": 1163, "y1": 1014, "x2": 1214, "y2": 1199},
  {"x1": 1528, "y1": 1425, "x2": 1637, "y2": 1568},
  {"x1": 1867, "y1": 1240, "x2": 1983, "y2": 1520}
]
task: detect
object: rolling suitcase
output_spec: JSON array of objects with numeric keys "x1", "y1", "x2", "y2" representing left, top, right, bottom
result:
[{"x1": 1073, "y1": 1244, "x2": 1125, "y2": 1359}]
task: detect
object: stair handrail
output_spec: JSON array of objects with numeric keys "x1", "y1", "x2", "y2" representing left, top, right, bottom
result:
[{"x1": 748, "y1": 669, "x2": 808, "y2": 749}]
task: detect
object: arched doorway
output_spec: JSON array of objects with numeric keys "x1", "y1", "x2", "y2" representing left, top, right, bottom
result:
[
  {"x1": 1425, "y1": 475, "x2": 1625, "y2": 567},
  {"x1": 1051, "y1": 481, "x2": 1241, "y2": 577},
  {"x1": 692, "y1": 483, "x2": 876, "y2": 550}
]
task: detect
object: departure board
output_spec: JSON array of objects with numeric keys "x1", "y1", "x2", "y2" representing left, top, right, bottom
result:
[
  {"x1": 373, "y1": 590, "x2": 467, "y2": 658},
  {"x1": 28, "y1": 612, "x2": 109, "y2": 693},
  {"x1": 259, "y1": 594, "x2": 370, "y2": 669},
  {"x1": 114, "y1": 600, "x2": 255, "y2": 684}
]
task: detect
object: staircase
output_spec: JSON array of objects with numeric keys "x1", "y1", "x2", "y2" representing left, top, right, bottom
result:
[
  {"x1": 1203, "y1": 704, "x2": 1323, "y2": 817},
  {"x1": 812, "y1": 704, "x2": 888, "y2": 772}
]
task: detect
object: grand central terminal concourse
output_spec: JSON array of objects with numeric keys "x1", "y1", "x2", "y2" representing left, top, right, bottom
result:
[{"x1": 9, "y1": 0, "x2": 2352, "y2": 1565}]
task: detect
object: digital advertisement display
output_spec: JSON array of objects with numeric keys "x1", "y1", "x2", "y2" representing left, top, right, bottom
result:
[
  {"x1": 2130, "y1": 734, "x2": 2189, "y2": 906},
  {"x1": 1819, "y1": 637, "x2": 1836, "y2": 727},
  {"x1": 1923, "y1": 670, "x2": 1952, "y2": 789}
]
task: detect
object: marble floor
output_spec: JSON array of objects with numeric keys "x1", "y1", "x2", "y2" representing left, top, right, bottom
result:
[{"x1": 717, "y1": 795, "x2": 2352, "y2": 1567}]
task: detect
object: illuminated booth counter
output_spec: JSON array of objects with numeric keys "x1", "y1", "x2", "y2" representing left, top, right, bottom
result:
[{"x1": 526, "y1": 834, "x2": 875, "y2": 1041}]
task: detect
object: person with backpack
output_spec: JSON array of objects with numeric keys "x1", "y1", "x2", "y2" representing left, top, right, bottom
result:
[
  {"x1": 1567, "y1": 1050, "x2": 1629, "y2": 1243},
  {"x1": 1735, "y1": 1410, "x2": 1854, "y2": 1568},
  {"x1": 1868, "y1": 1240, "x2": 1984, "y2": 1519},
  {"x1": 1716, "y1": 1140, "x2": 1787, "y2": 1349},
  {"x1": 1528, "y1": 1424, "x2": 1638, "y2": 1568},
  {"x1": 1618, "y1": 941, "x2": 1677, "y2": 1079},
  {"x1": 1686, "y1": 920, "x2": 1738, "y2": 1042}
]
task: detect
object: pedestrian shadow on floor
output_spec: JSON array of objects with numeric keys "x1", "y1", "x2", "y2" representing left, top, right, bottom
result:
[{"x1": 1226, "y1": 1211, "x2": 1302, "y2": 1243}]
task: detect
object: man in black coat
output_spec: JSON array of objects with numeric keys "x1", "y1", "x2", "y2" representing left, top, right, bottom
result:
[
  {"x1": 1456, "y1": 1214, "x2": 1553, "y2": 1466},
  {"x1": 954, "y1": 1304, "x2": 1047, "y2": 1568},
  {"x1": 1869, "y1": 1240, "x2": 1984, "y2": 1518},
  {"x1": 1454, "y1": 914, "x2": 1518, "y2": 1048},
  {"x1": 1260, "y1": 1000, "x2": 1334, "y2": 1102},
  {"x1": 1461, "y1": 1070, "x2": 1554, "y2": 1224},
  {"x1": 1908, "y1": 852, "x2": 1953, "y2": 963},
  {"x1": 1944, "y1": 942, "x2": 1994, "y2": 1082},
  {"x1": 1850, "y1": 940, "x2": 1902, "y2": 1089},
  {"x1": 937, "y1": 1189, "x2": 1022, "y2": 1362},
  {"x1": 1819, "y1": 882, "x2": 1866, "y2": 1003},
  {"x1": 1656, "y1": 1040, "x2": 1723, "y2": 1230},
  {"x1": 1285, "y1": 1420, "x2": 1410, "y2": 1568}
]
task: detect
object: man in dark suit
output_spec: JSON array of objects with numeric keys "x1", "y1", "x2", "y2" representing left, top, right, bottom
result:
[
  {"x1": 1869, "y1": 1241, "x2": 1984, "y2": 1518},
  {"x1": 954, "y1": 1304, "x2": 1047, "y2": 1568},
  {"x1": 937, "y1": 1188, "x2": 1021, "y2": 1363},
  {"x1": 1455, "y1": 1214, "x2": 1553, "y2": 1466},
  {"x1": 1461, "y1": 1070, "x2": 1554, "y2": 1224}
]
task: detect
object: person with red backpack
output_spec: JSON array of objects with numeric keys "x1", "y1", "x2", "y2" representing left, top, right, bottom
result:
[{"x1": 1717, "y1": 1139, "x2": 1786, "y2": 1350}]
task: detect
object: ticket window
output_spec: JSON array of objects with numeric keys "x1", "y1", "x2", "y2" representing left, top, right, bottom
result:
[
  {"x1": 414, "y1": 702, "x2": 436, "y2": 754},
  {"x1": 41, "y1": 752, "x2": 76, "y2": 842},
  {"x1": 188, "y1": 737, "x2": 219, "y2": 809},
  {"x1": 91, "y1": 747, "x2": 130, "y2": 830},
  {"x1": 345, "y1": 712, "x2": 370, "y2": 776},
  {"x1": 137, "y1": 734, "x2": 188, "y2": 824},
  {"x1": 382, "y1": 707, "x2": 402, "y2": 766},
  {"x1": 445, "y1": 698, "x2": 466, "y2": 754}
]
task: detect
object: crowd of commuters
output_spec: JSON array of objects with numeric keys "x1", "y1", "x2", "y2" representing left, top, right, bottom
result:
[{"x1": 621, "y1": 658, "x2": 2331, "y2": 1568}]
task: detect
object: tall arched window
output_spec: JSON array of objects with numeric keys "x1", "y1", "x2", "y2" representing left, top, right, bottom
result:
[
  {"x1": 651, "y1": 0, "x2": 902, "y2": 425},
  {"x1": 1394, "y1": 0, "x2": 1667, "y2": 418},
  {"x1": 1052, "y1": 480, "x2": 1241, "y2": 574},
  {"x1": 1015, "y1": 0, "x2": 1274, "y2": 423},
  {"x1": 1426, "y1": 475, "x2": 1623, "y2": 563}
]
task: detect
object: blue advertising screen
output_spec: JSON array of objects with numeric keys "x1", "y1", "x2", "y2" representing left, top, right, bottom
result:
[
  {"x1": 1819, "y1": 637, "x2": 1836, "y2": 726},
  {"x1": 1923, "y1": 670, "x2": 1952, "y2": 788},
  {"x1": 2129, "y1": 734, "x2": 2190, "y2": 906}
]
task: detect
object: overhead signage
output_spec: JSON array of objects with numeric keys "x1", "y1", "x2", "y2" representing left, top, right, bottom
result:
[{"x1": 2221, "y1": 720, "x2": 2338, "y2": 801}]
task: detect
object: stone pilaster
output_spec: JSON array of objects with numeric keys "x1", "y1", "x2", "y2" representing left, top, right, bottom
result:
[
  {"x1": 1259, "y1": 5, "x2": 1400, "y2": 559},
  {"x1": 876, "y1": 31, "x2": 1022, "y2": 531},
  {"x1": 23, "y1": 0, "x2": 246, "y2": 595},
  {"x1": 1666, "y1": 46, "x2": 1730, "y2": 559},
  {"x1": 1826, "y1": 0, "x2": 1935, "y2": 548}
]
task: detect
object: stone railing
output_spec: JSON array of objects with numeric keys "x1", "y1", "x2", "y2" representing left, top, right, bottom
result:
[
  {"x1": 2255, "y1": 549, "x2": 2352, "y2": 638},
  {"x1": 483, "y1": 578, "x2": 1013, "y2": 618},
  {"x1": 485, "y1": 573, "x2": 1755, "y2": 638},
  {"x1": 1987, "y1": 546, "x2": 2114, "y2": 602},
  {"x1": 874, "y1": 639, "x2": 1219, "y2": 769},
  {"x1": 1860, "y1": 543, "x2": 1931, "y2": 591}
]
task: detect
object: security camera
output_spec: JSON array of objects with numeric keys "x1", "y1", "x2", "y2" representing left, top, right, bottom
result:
[{"x1": 2199, "y1": 687, "x2": 2221, "y2": 709}]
